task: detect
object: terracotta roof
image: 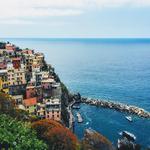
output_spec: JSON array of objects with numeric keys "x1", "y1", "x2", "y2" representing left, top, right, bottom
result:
[
  {"x1": 12, "y1": 57, "x2": 21, "y2": 61},
  {"x1": 23, "y1": 97, "x2": 37, "y2": 106}
]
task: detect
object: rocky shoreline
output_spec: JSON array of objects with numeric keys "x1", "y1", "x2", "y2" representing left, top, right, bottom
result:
[{"x1": 80, "y1": 97, "x2": 150, "y2": 118}]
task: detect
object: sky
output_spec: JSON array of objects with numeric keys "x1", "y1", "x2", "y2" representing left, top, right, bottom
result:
[{"x1": 0, "y1": 0, "x2": 150, "y2": 38}]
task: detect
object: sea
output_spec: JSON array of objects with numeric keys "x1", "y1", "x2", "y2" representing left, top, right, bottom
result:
[{"x1": 1, "y1": 38, "x2": 150, "y2": 148}]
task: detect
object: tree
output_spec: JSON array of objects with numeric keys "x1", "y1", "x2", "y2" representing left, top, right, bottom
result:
[{"x1": 0, "y1": 114, "x2": 47, "y2": 150}]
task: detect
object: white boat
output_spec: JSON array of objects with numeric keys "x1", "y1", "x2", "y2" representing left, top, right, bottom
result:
[
  {"x1": 125, "y1": 116, "x2": 133, "y2": 122},
  {"x1": 119, "y1": 131, "x2": 136, "y2": 141},
  {"x1": 76, "y1": 112, "x2": 83, "y2": 123},
  {"x1": 72, "y1": 105, "x2": 80, "y2": 109}
]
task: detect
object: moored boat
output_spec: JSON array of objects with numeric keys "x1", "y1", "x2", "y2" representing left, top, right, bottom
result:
[
  {"x1": 125, "y1": 116, "x2": 133, "y2": 122},
  {"x1": 72, "y1": 105, "x2": 80, "y2": 109},
  {"x1": 76, "y1": 112, "x2": 83, "y2": 123}
]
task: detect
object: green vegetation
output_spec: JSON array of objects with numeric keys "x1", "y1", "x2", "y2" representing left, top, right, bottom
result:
[{"x1": 0, "y1": 114, "x2": 47, "y2": 150}]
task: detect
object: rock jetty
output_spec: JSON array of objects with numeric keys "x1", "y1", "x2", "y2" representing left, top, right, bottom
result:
[{"x1": 81, "y1": 97, "x2": 150, "y2": 118}]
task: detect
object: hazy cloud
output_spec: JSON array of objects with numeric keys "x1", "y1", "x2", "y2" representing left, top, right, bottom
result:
[{"x1": 0, "y1": 0, "x2": 150, "y2": 22}]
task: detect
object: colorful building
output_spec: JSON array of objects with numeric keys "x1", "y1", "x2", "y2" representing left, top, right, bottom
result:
[
  {"x1": 36, "y1": 103, "x2": 46, "y2": 119},
  {"x1": 26, "y1": 85, "x2": 36, "y2": 99},
  {"x1": 45, "y1": 98, "x2": 61, "y2": 121},
  {"x1": 0, "y1": 58, "x2": 7, "y2": 70},
  {"x1": 23, "y1": 97, "x2": 37, "y2": 114},
  {"x1": 5, "y1": 43, "x2": 16, "y2": 51},
  {"x1": 34, "y1": 53, "x2": 44, "y2": 67},
  {"x1": 12, "y1": 57, "x2": 21, "y2": 69},
  {"x1": 41, "y1": 78, "x2": 55, "y2": 89},
  {"x1": 22, "y1": 49, "x2": 34, "y2": 55},
  {"x1": 7, "y1": 63, "x2": 26, "y2": 86},
  {"x1": 0, "y1": 70, "x2": 9, "y2": 94}
]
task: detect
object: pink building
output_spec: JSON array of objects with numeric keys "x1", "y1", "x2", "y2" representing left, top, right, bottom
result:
[
  {"x1": 26, "y1": 85, "x2": 36, "y2": 99},
  {"x1": 22, "y1": 49, "x2": 34, "y2": 55},
  {"x1": 5, "y1": 43, "x2": 16, "y2": 51},
  {"x1": 45, "y1": 99, "x2": 61, "y2": 121}
]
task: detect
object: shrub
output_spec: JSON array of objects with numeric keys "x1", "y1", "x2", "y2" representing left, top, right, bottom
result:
[{"x1": 32, "y1": 119, "x2": 79, "y2": 150}]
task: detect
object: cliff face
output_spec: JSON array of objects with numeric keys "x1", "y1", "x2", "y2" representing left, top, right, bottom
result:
[{"x1": 81, "y1": 129, "x2": 115, "y2": 150}]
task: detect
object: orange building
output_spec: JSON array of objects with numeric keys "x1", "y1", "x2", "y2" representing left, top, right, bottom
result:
[{"x1": 23, "y1": 97, "x2": 37, "y2": 114}]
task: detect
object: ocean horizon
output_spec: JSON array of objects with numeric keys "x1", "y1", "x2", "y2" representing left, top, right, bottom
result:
[{"x1": 1, "y1": 38, "x2": 150, "y2": 147}]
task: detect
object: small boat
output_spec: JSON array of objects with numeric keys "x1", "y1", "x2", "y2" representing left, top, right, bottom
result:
[
  {"x1": 119, "y1": 131, "x2": 136, "y2": 141},
  {"x1": 72, "y1": 105, "x2": 80, "y2": 109},
  {"x1": 125, "y1": 116, "x2": 133, "y2": 122},
  {"x1": 76, "y1": 112, "x2": 83, "y2": 123},
  {"x1": 86, "y1": 122, "x2": 89, "y2": 125}
]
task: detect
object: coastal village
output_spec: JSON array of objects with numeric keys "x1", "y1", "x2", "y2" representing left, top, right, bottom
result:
[
  {"x1": 0, "y1": 42, "x2": 62, "y2": 122},
  {"x1": 0, "y1": 41, "x2": 150, "y2": 150}
]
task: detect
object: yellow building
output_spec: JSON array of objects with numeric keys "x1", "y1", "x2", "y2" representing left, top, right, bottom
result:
[
  {"x1": 7, "y1": 63, "x2": 26, "y2": 86},
  {"x1": 0, "y1": 70, "x2": 9, "y2": 94}
]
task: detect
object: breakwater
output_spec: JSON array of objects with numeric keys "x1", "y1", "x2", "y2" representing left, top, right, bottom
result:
[{"x1": 81, "y1": 97, "x2": 150, "y2": 118}]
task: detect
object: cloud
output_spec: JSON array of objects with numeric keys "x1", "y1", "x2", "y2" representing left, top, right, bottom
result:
[
  {"x1": 0, "y1": 19, "x2": 34, "y2": 25},
  {"x1": 0, "y1": 0, "x2": 150, "y2": 21}
]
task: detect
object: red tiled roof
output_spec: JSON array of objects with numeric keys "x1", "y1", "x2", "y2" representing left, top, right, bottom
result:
[{"x1": 23, "y1": 97, "x2": 37, "y2": 106}]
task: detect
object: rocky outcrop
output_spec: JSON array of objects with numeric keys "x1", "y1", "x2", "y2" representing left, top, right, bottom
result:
[
  {"x1": 81, "y1": 129, "x2": 115, "y2": 150},
  {"x1": 117, "y1": 137, "x2": 141, "y2": 150}
]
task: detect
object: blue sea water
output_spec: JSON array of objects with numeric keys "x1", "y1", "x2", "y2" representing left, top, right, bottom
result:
[{"x1": 1, "y1": 38, "x2": 150, "y2": 147}]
